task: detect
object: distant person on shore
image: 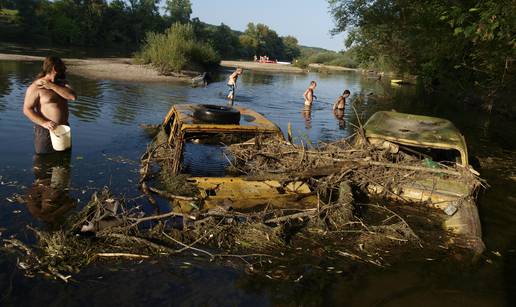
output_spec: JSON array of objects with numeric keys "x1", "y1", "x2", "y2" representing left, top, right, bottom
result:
[
  {"x1": 253, "y1": 55, "x2": 258, "y2": 62},
  {"x1": 333, "y1": 89, "x2": 351, "y2": 111},
  {"x1": 227, "y1": 67, "x2": 243, "y2": 104},
  {"x1": 303, "y1": 81, "x2": 317, "y2": 107},
  {"x1": 23, "y1": 56, "x2": 77, "y2": 154}
]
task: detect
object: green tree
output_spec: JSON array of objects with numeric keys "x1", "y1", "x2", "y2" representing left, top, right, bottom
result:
[
  {"x1": 328, "y1": 0, "x2": 516, "y2": 110},
  {"x1": 209, "y1": 23, "x2": 241, "y2": 59},
  {"x1": 239, "y1": 22, "x2": 287, "y2": 60},
  {"x1": 165, "y1": 0, "x2": 192, "y2": 24},
  {"x1": 282, "y1": 35, "x2": 301, "y2": 61}
]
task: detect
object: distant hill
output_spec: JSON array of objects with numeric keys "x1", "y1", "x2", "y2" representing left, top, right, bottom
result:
[{"x1": 299, "y1": 45, "x2": 334, "y2": 56}]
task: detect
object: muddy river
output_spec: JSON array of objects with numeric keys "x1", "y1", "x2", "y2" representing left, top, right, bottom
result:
[{"x1": 0, "y1": 60, "x2": 515, "y2": 306}]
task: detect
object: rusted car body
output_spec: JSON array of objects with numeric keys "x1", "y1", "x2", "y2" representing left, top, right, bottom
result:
[{"x1": 362, "y1": 111, "x2": 484, "y2": 253}]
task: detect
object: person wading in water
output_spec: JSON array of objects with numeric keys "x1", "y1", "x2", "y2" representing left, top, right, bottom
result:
[
  {"x1": 23, "y1": 56, "x2": 77, "y2": 154},
  {"x1": 227, "y1": 67, "x2": 243, "y2": 105},
  {"x1": 303, "y1": 80, "x2": 317, "y2": 107}
]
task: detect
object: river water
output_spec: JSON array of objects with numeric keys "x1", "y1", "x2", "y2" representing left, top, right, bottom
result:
[{"x1": 0, "y1": 60, "x2": 515, "y2": 306}]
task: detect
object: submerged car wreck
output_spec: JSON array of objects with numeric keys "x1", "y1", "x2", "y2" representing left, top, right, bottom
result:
[
  {"x1": 140, "y1": 104, "x2": 485, "y2": 255},
  {"x1": 144, "y1": 104, "x2": 318, "y2": 210},
  {"x1": 361, "y1": 111, "x2": 484, "y2": 253},
  {"x1": 5, "y1": 105, "x2": 486, "y2": 282}
]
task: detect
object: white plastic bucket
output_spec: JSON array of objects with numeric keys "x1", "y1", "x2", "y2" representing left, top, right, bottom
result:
[{"x1": 50, "y1": 125, "x2": 71, "y2": 151}]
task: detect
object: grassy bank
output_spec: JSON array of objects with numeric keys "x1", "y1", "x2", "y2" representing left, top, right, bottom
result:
[{"x1": 294, "y1": 48, "x2": 358, "y2": 70}]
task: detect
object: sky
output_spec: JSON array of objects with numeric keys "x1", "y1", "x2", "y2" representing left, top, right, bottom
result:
[{"x1": 187, "y1": 0, "x2": 346, "y2": 51}]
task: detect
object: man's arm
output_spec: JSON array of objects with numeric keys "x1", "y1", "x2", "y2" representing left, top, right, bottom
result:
[
  {"x1": 37, "y1": 79, "x2": 77, "y2": 101},
  {"x1": 23, "y1": 84, "x2": 56, "y2": 130}
]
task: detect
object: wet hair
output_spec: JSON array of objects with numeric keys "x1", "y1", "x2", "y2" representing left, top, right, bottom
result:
[
  {"x1": 37, "y1": 56, "x2": 66, "y2": 79},
  {"x1": 310, "y1": 81, "x2": 317, "y2": 86},
  {"x1": 343, "y1": 89, "x2": 351, "y2": 95}
]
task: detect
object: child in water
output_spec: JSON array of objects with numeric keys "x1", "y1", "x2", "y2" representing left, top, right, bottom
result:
[
  {"x1": 333, "y1": 89, "x2": 351, "y2": 111},
  {"x1": 303, "y1": 81, "x2": 317, "y2": 107},
  {"x1": 227, "y1": 67, "x2": 243, "y2": 103}
]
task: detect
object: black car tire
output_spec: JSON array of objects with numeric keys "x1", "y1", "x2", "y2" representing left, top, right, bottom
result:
[{"x1": 193, "y1": 104, "x2": 241, "y2": 124}]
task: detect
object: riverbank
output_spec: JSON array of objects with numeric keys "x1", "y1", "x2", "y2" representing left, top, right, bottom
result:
[
  {"x1": 221, "y1": 60, "x2": 305, "y2": 73},
  {"x1": 221, "y1": 60, "x2": 360, "y2": 74},
  {"x1": 0, "y1": 53, "x2": 193, "y2": 83},
  {"x1": 307, "y1": 63, "x2": 358, "y2": 72}
]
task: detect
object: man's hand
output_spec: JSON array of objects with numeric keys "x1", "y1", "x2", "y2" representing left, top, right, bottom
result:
[
  {"x1": 37, "y1": 79, "x2": 54, "y2": 90},
  {"x1": 41, "y1": 120, "x2": 57, "y2": 130}
]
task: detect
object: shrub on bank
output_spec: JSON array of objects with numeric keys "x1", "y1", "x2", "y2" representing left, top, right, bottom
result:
[
  {"x1": 293, "y1": 51, "x2": 358, "y2": 69},
  {"x1": 327, "y1": 55, "x2": 358, "y2": 68},
  {"x1": 137, "y1": 23, "x2": 220, "y2": 74}
]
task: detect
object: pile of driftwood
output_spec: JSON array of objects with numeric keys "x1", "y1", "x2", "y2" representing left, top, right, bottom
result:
[{"x1": 3, "y1": 129, "x2": 483, "y2": 282}]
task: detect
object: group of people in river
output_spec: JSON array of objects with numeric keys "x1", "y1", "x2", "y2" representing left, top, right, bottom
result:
[
  {"x1": 226, "y1": 67, "x2": 351, "y2": 128},
  {"x1": 303, "y1": 80, "x2": 351, "y2": 128}
]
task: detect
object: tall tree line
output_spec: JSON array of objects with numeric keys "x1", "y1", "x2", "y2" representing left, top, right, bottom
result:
[
  {"x1": 2, "y1": 0, "x2": 301, "y2": 61},
  {"x1": 328, "y1": 0, "x2": 516, "y2": 111}
]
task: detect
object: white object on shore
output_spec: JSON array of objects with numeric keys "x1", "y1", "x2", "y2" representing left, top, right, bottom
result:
[
  {"x1": 50, "y1": 125, "x2": 71, "y2": 151},
  {"x1": 277, "y1": 61, "x2": 291, "y2": 65}
]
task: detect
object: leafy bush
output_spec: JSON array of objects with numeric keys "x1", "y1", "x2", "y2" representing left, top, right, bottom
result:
[
  {"x1": 137, "y1": 23, "x2": 220, "y2": 73},
  {"x1": 295, "y1": 50, "x2": 358, "y2": 68},
  {"x1": 326, "y1": 54, "x2": 358, "y2": 68},
  {"x1": 306, "y1": 52, "x2": 337, "y2": 63}
]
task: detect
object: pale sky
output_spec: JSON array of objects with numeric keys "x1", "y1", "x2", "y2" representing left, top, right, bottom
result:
[{"x1": 187, "y1": 0, "x2": 346, "y2": 51}]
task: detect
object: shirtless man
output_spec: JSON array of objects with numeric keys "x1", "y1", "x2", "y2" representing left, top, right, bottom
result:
[
  {"x1": 227, "y1": 67, "x2": 243, "y2": 104},
  {"x1": 333, "y1": 89, "x2": 351, "y2": 111},
  {"x1": 23, "y1": 56, "x2": 77, "y2": 154},
  {"x1": 303, "y1": 81, "x2": 317, "y2": 107}
]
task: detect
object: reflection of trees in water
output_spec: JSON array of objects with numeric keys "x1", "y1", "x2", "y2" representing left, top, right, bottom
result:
[
  {"x1": 68, "y1": 77, "x2": 104, "y2": 122},
  {"x1": 0, "y1": 61, "x2": 40, "y2": 114},
  {"x1": 111, "y1": 84, "x2": 145, "y2": 125},
  {"x1": 0, "y1": 74, "x2": 11, "y2": 113},
  {"x1": 243, "y1": 72, "x2": 275, "y2": 85}
]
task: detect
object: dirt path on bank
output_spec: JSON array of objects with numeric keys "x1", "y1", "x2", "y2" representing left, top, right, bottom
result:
[{"x1": 0, "y1": 53, "x2": 191, "y2": 83}]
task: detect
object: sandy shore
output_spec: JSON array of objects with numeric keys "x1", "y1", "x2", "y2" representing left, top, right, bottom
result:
[
  {"x1": 221, "y1": 60, "x2": 306, "y2": 73},
  {"x1": 1, "y1": 53, "x2": 360, "y2": 82},
  {"x1": 0, "y1": 53, "x2": 192, "y2": 83}
]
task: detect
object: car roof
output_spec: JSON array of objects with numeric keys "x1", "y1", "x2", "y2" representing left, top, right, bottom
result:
[
  {"x1": 364, "y1": 111, "x2": 469, "y2": 165},
  {"x1": 167, "y1": 104, "x2": 281, "y2": 134}
]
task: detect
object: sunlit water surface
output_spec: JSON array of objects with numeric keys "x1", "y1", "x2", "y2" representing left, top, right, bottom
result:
[{"x1": 0, "y1": 60, "x2": 515, "y2": 306}]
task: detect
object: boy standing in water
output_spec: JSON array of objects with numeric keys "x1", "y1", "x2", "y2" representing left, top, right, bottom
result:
[
  {"x1": 23, "y1": 56, "x2": 77, "y2": 154},
  {"x1": 333, "y1": 89, "x2": 351, "y2": 111},
  {"x1": 303, "y1": 81, "x2": 317, "y2": 107},
  {"x1": 227, "y1": 67, "x2": 243, "y2": 104}
]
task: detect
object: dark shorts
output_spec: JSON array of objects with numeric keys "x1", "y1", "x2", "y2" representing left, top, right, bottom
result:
[
  {"x1": 34, "y1": 124, "x2": 71, "y2": 154},
  {"x1": 227, "y1": 84, "x2": 235, "y2": 95}
]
